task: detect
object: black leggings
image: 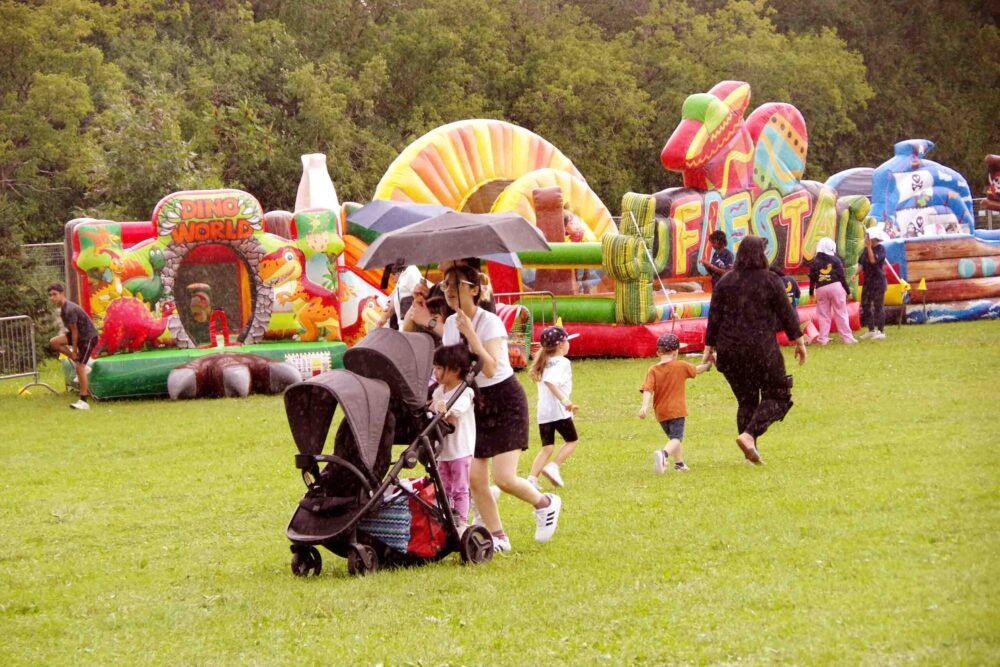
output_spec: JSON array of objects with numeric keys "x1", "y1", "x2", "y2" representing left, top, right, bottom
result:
[
  {"x1": 861, "y1": 284, "x2": 886, "y2": 331},
  {"x1": 718, "y1": 345, "x2": 794, "y2": 441}
]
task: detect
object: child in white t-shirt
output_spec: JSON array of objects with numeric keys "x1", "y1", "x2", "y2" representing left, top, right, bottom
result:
[
  {"x1": 528, "y1": 326, "x2": 580, "y2": 490},
  {"x1": 430, "y1": 344, "x2": 477, "y2": 531}
]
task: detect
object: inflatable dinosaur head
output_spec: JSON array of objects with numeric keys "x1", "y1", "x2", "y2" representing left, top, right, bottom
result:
[{"x1": 260, "y1": 246, "x2": 305, "y2": 287}]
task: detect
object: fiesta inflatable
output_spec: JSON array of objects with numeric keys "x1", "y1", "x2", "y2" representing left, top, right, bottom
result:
[{"x1": 346, "y1": 84, "x2": 996, "y2": 355}]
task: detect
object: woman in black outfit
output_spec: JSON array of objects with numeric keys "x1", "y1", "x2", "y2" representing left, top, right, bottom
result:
[{"x1": 702, "y1": 236, "x2": 807, "y2": 465}]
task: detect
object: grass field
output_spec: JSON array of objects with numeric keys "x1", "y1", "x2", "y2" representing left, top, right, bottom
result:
[{"x1": 2, "y1": 320, "x2": 998, "y2": 665}]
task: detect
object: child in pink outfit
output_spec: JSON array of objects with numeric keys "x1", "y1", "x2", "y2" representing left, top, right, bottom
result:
[
  {"x1": 430, "y1": 344, "x2": 477, "y2": 531},
  {"x1": 808, "y1": 237, "x2": 858, "y2": 345}
]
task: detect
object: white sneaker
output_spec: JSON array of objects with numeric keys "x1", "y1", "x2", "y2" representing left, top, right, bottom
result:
[
  {"x1": 871, "y1": 331, "x2": 886, "y2": 340},
  {"x1": 860, "y1": 330, "x2": 876, "y2": 339},
  {"x1": 69, "y1": 399, "x2": 90, "y2": 410},
  {"x1": 533, "y1": 493, "x2": 562, "y2": 543},
  {"x1": 541, "y1": 462, "x2": 564, "y2": 487},
  {"x1": 653, "y1": 449, "x2": 668, "y2": 474},
  {"x1": 492, "y1": 536, "x2": 512, "y2": 552},
  {"x1": 527, "y1": 476, "x2": 542, "y2": 492}
]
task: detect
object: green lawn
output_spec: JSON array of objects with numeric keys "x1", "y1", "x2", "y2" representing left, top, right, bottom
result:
[{"x1": 2, "y1": 321, "x2": 998, "y2": 665}]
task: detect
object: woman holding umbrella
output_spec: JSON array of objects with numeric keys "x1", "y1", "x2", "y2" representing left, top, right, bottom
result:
[{"x1": 437, "y1": 262, "x2": 562, "y2": 551}]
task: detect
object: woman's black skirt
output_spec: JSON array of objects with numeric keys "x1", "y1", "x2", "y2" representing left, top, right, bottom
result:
[{"x1": 474, "y1": 375, "x2": 529, "y2": 458}]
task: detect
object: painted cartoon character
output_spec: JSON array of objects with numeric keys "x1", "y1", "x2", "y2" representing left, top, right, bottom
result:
[
  {"x1": 341, "y1": 295, "x2": 385, "y2": 346},
  {"x1": 95, "y1": 298, "x2": 175, "y2": 356},
  {"x1": 260, "y1": 245, "x2": 341, "y2": 342}
]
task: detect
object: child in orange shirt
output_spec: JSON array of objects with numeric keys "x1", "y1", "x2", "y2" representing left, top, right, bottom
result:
[{"x1": 639, "y1": 333, "x2": 712, "y2": 472}]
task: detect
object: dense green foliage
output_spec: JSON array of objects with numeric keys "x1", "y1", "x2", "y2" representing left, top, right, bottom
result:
[
  {"x1": 1, "y1": 0, "x2": 997, "y2": 244},
  {"x1": 1, "y1": 321, "x2": 998, "y2": 663}
]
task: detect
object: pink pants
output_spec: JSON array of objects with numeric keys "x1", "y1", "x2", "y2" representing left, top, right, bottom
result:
[
  {"x1": 815, "y1": 282, "x2": 854, "y2": 343},
  {"x1": 438, "y1": 456, "x2": 472, "y2": 523}
]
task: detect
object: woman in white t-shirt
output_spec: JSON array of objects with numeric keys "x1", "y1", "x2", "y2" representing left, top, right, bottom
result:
[{"x1": 439, "y1": 263, "x2": 562, "y2": 551}]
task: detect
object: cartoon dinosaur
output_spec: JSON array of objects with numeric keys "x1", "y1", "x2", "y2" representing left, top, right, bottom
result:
[
  {"x1": 96, "y1": 298, "x2": 176, "y2": 356},
  {"x1": 260, "y1": 245, "x2": 341, "y2": 342},
  {"x1": 122, "y1": 247, "x2": 166, "y2": 304},
  {"x1": 341, "y1": 295, "x2": 385, "y2": 347},
  {"x1": 77, "y1": 227, "x2": 129, "y2": 323}
]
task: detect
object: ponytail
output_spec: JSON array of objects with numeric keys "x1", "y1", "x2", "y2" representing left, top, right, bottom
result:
[{"x1": 528, "y1": 344, "x2": 556, "y2": 382}]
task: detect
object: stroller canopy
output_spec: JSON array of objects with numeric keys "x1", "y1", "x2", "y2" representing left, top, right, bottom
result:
[
  {"x1": 342, "y1": 328, "x2": 434, "y2": 411},
  {"x1": 283, "y1": 370, "x2": 390, "y2": 473}
]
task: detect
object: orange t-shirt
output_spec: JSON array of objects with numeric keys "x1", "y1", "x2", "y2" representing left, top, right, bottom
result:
[{"x1": 641, "y1": 360, "x2": 698, "y2": 421}]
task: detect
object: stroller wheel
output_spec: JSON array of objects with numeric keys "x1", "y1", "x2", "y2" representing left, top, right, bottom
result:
[
  {"x1": 291, "y1": 545, "x2": 322, "y2": 577},
  {"x1": 460, "y1": 525, "x2": 494, "y2": 564},
  {"x1": 347, "y1": 544, "x2": 379, "y2": 576}
]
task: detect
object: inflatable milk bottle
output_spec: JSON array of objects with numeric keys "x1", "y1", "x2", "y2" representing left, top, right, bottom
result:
[{"x1": 295, "y1": 153, "x2": 340, "y2": 212}]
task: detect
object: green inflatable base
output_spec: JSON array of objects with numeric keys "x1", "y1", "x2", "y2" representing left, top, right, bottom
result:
[{"x1": 78, "y1": 342, "x2": 347, "y2": 400}]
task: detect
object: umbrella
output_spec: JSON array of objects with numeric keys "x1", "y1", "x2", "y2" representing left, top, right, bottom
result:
[
  {"x1": 346, "y1": 200, "x2": 452, "y2": 234},
  {"x1": 356, "y1": 211, "x2": 551, "y2": 270}
]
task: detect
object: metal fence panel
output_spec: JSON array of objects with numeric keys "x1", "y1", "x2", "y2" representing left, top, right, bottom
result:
[{"x1": 0, "y1": 315, "x2": 58, "y2": 394}]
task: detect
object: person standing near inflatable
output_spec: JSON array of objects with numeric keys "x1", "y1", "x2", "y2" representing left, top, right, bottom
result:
[
  {"x1": 527, "y1": 326, "x2": 580, "y2": 491},
  {"x1": 858, "y1": 228, "x2": 889, "y2": 340},
  {"x1": 48, "y1": 283, "x2": 98, "y2": 410},
  {"x1": 439, "y1": 263, "x2": 562, "y2": 551},
  {"x1": 702, "y1": 236, "x2": 807, "y2": 465},
  {"x1": 701, "y1": 230, "x2": 735, "y2": 289},
  {"x1": 809, "y1": 237, "x2": 858, "y2": 345}
]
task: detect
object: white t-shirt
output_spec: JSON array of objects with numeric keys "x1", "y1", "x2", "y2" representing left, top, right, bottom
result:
[
  {"x1": 430, "y1": 384, "x2": 476, "y2": 461},
  {"x1": 537, "y1": 356, "x2": 573, "y2": 424},
  {"x1": 441, "y1": 308, "x2": 512, "y2": 388}
]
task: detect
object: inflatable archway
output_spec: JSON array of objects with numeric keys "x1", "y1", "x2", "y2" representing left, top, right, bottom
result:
[
  {"x1": 490, "y1": 168, "x2": 614, "y2": 241},
  {"x1": 153, "y1": 190, "x2": 273, "y2": 347},
  {"x1": 372, "y1": 119, "x2": 611, "y2": 239}
]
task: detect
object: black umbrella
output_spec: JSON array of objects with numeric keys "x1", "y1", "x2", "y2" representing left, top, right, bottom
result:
[
  {"x1": 355, "y1": 211, "x2": 551, "y2": 270},
  {"x1": 346, "y1": 200, "x2": 452, "y2": 234}
]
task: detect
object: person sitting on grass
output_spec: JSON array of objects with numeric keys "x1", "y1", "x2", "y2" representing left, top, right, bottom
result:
[{"x1": 639, "y1": 333, "x2": 712, "y2": 473}]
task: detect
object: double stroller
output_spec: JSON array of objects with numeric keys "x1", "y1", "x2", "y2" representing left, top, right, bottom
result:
[{"x1": 283, "y1": 327, "x2": 494, "y2": 576}]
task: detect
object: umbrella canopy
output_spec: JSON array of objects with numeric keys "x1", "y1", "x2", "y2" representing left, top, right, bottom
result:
[
  {"x1": 346, "y1": 200, "x2": 452, "y2": 234},
  {"x1": 355, "y1": 211, "x2": 550, "y2": 270}
]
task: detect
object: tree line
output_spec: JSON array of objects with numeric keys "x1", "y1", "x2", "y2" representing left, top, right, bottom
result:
[{"x1": 1, "y1": 0, "x2": 997, "y2": 320}]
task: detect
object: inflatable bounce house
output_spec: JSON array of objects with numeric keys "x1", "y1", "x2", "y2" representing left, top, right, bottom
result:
[
  {"x1": 827, "y1": 142, "x2": 1000, "y2": 323},
  {"x1": 345, "y1": 84, "x2": 868, "y2": 355},
  {"x1": 61, "y1": 155, "x2": 393, "y2": 399}
]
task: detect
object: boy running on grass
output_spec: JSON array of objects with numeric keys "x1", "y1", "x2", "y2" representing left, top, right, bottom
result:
[{"x1": 639, "y1": 333, "x2": 712, "y2": 472}]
